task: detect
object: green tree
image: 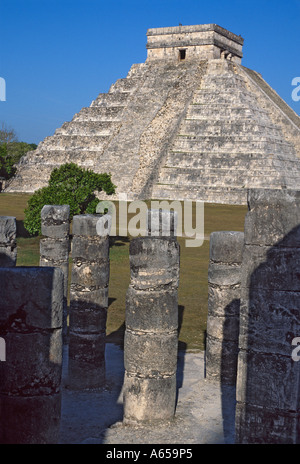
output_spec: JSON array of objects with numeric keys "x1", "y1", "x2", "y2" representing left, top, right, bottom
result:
[
  {"x1": 0, "y1": 122, "x2": 38, "y2": 180},
  {"x1": 7, "y1": 141, "x2": 37, "y2": 164},
  {"x1": 24, "y1": 162, "x2": 116, "y2": 236},
  {"x1": 0, "y1": 143, "x2": 17, "y2": 179}
]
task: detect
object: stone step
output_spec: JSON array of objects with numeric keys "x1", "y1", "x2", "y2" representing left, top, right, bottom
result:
[
  {"x1": 159, "y1": 166, "x2": 284, "y2": 184},
  {"x1": 172, "y1": 136, "x2": 294, "y2": 154},
  {"x1": 91, "y1": 91, "x2": 131, "y2": 107},
  {"x1": 40, "y1": 134, "x2": 111, "y2": 150},
  {"x1": 54, "y1": 120, "x2": 120, "y2": 136},
  {"x1": 29, "y1": 149, "x2": 140, "y2": 173},
  {"x1": 199, "y1": 76, "x2": 248, "y2": 91},
  {"x1": 73, "y1": 105, "x2": 125, "y2": 122},
  {"x1": 155, "y1": 179, "x2": 284, "y2": 192},
  {"x1": 151, "y1": 184, "x2": 248, "y2": 204},
  {"x1": 159, "y1": 165, "x2": 286, "y2": 177},
  {"x1": 186, "y1": 104, "x2": 270, "y2": 120},
  {"x1": 156, "y1": 177, "x2": 284, "y2": 191},
  {"x1": 193, "y1": 88, "x2": 257, "y2": 105},
  {"x1": 163, "y1": 152, "x2": 299, "y2": 170},
  {"x1": 108, "y1": 77, "x2": 142, "y2": 94},
  {"x1": 179, "y1": 119, "x2": 283, "y2": 137}
]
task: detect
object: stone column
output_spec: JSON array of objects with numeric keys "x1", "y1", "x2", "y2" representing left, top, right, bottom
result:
[
  {"x1": 206, "y1": 231, "x2": 244, "y2": 385},
  {"x1": 235, "y1": 189, "x2": 300, "y2": 444},
  {"x1": 40, "y1": 205, "x2": 70, "y2": 343},
  {"x1": 0, "y1": 267, "x2": 64, "y2": 444},
  {"x1": 123, "y1": 210, "x2": 180, "y2": 424},
  {"x1": 68, "y1": 213, "x2": 111, "y2": 390},
  {"x1": 0, "y1": 216, "x2": 17, "y2": 266}
]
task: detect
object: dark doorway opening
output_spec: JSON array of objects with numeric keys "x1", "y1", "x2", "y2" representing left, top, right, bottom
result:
[{"x1": 179, "y1": 49, "x2": 186, "y2": 60}]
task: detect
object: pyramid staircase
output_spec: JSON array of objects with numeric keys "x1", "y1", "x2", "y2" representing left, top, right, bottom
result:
[
  {"x1": 7, "y1": 63, "x2": 148, "y2": 192},
  {"x1": 151, "y1": 60, "x2": 300, "y2": 204},
  {"x1": 8, "y1": 60, "x2": 206, "y2": 195}
]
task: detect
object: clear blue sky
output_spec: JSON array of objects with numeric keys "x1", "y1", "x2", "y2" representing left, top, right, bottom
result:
[{"x1": 1, "y1": 0, "x2": 300, "y2": 144}]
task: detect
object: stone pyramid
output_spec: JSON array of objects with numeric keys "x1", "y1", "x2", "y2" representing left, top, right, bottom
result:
[{"x1": 7, "y1": 24, "x2": 300, "y2": 204}]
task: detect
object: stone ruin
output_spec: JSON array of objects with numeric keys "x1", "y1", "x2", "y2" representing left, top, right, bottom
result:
[
  {"x1": 5, "y1": 24, "x2": 300, "y2": 205},
  {"x1": 0, "y1": 188, "x2": 299, "y2": 444}
]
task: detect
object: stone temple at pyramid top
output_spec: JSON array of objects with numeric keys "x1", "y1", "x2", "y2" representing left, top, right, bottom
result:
[{"x1": 146, "y1": 24, "x2": 244, "y2": 63}]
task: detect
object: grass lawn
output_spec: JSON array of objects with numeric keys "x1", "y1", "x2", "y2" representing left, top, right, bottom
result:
[{"x1": 0, "y1": 193, "x2": 247, "y2": 351}]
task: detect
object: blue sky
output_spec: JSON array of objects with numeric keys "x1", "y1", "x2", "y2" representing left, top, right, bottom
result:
[{"x1": 1, "y1": 0, "x2": 300, "y2": 144}]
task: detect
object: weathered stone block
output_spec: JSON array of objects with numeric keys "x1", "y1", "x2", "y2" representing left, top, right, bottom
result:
[
  {"x1": 208, "y1": 263, "x2": 242, "y2": 286},
  {"x1": 241, "y1": 245, "x2": 300, "y2": 291},
  {"x1": 69, "y1": 306, "x2": 107, "y2": 334},
  {"x1": 205, "y1": 336, "x2": 239, "y2": 383},
  {"x1": 68, "y1": 333, "x2": 105, "y2": 389},
  {"x1": 71, "y1": 262, "x2": 109, "y2": 288},
  {"x1": 124, "y1": 330, "x2": 178, "y2": 377},
  {"x1": 236, "y1": 349, "x2": 299, "y2": 411},
  {"x1": 0, "y1": 266, "x2": 64, "y2": 444},
  {"x1": 235, "y1": 402, "x2": 299, "y2": 444},
  {"x1": 72, "y1": 214, "x2": 110, "y2": 237},
  {"x1": 206, "y1": 314, "x2": 239, "y2": 342},
  {"x1": 129, "y1": 237, "x2": 180, "y2": 290},
  {"x1": 125, "y1": 286, "x2": 178, "y2": 332},
  {"x1": 0, "y1": 393, "x2": 62, "y2": 444},
  {"x1": 209, "y1": 231, "x2": 244, "y2": 264},
  {"x1": 0, "y1": 246, "x2": 17, "y2": 267},
  {"x1": 123, "y1": 372, "x2": 176, "y2": 424},
  {"x1": 0, "y1": 216, "x2": 17, "y2": 266},
  {"x1": 71, "y1": 235, "x2": 109, "y2": 261},
  {"x1": 40, "y1": 237, "x2": 69, "y2": 262},
  {"x1": 0, "y1": 267, "x2": 64, "y2": 329},
  {"x1": 207, "y1": 285, "x2": 240, "y2": 318},
  {"x1": 0, "y1": 330, "x2": 62, "y2": 396},
  {"x1": 68, "y1": 332, "x2": 105, "y2": 362},
  {"x1": 41, "y1": 205, "x2": 70, "y2": 239},
  {"x1": 0, "y1": 216, "x2": 17, "y2": 245},
  {"x1": 69, "y1": 287, "x2": 109, "y2": 308},
  {"x1": 238, "y1": 289, "x2": 300, "y2": 355},
  {"x1": 41, "y1": 204, "x2": 70, "y2": 224},
  {"x1": 244, "y1": 189, "x2": 300, "y2": 248}
]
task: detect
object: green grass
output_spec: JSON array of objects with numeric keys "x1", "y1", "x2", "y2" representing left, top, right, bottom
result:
[{"x1": 0, "y1": 193, "x2": 247, "y2": 351}]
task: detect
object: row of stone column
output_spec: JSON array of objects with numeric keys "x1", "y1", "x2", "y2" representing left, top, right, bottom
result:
[
  {"x1": 2, "y1": 188, "x2": 299, "y2": 443},
  {"x1": 206, "y1": 189, "x2": 300, "y2": 444},
  {"x1": 0, "y1": 208, "x2": 180, "y2": 443}
]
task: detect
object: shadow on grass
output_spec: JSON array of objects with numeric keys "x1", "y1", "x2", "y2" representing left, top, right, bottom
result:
[
  {"x1": 109, "y1": 236, "x2": 130, "y2": 247},
  {"x1": 16, "y1": 220, "x2": 31, "y2": 238}
]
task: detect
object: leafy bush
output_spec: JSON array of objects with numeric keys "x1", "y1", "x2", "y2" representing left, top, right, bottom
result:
[
  {"x1": 0, "y1": 143, "x2": 17, "y2": 179},
  {"x1": 0, "y1": 140, "x2": 38, "y2": 180},
  {"x1": 24, "y1": 162, "x2": 116, "y2": 235}
]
